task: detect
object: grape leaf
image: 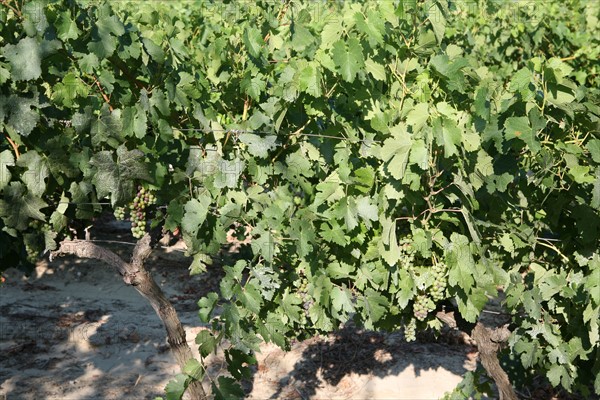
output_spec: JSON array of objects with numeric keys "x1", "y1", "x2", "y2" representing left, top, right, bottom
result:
[
  {"x1": 53, "y1": 72, "x2": 89, "y2": 108},
  {"x1": 446, "y1": 233, "x2": 475, "y2": 289},
  {"x1": 355, "y1": 196, "x2": 378, "y2": 224},
  {"x1": 89, "y1": 145, "x2": 151, "y2": 206},
  {"x1": 320, "y1": 21, "x2": 343, "y2": 49},
  {"x1": 244, "y1": 27, "x2": 263, "y2": 58},
  {"x1": 16, "y1": 151, "x2": 48, "y2": 197},
  {"x1": 312, "y1": 172, "x2": 344, "y2": 207},
  {"x1": 3, "y1": 37, "x2": 41, "y2": 81},
  {"x1": 297, "y1": 62, "x2": 322, "y2": 97},
  {"x1": 239, "y1": 133, "x2": 277, "y2": 158},
  {"x1": 165, "y1": 374, "x2": 188, "y2": 400},
  {"x1": 8, "y1": 95, "x2": 40, "y2": 137},
  {"x1": 396, "y1": 269, "x2": 415, "y2": 308},
  {"x1": 505, "y1": 116, "x2": 540, "y2": 153},
  {"x1": 122, "y1": 104, "x2": 148, "y2": 139},
  {"x1": 332, "y1": 286, "x2": 355, "y2": 314},
  {"x1": 439, "y1": 118, "x2": 462, "y2": 157},
  {"x1": 56, "y1": 11, "x2": 81, "y2": 41},
  {"x1": 195, "y1": 330, "x2": 218, "y2": 358},
  {"x1": 474, "y1": 87, "x2": 490, "y2": 120},
  {"x1": 0, "y1": 150, "x2": 15, "y2": 192},
  {"x1": 241, "y1": 74, "x2": 266, "y2": 101},
  {"x1": 509, "y1": 67, "x2": 533, "y2": 93},
  {"x1": 355, "y1": 10, "x2": 385, "y2": 45},
  {"x1": 320, "y1": 221, "x2": 348, "y2": 246},
  {"x1": 547, "y1": 364, "x2": 571, "y2": 391},
  {"x1": 361, "y1": 288, "x2": 388, "y2": 327},
  {"x1": 406, "y1": 103, "x2": 429, "y2": 133},
  {"x1": 97, "y1": 13, "x2": 125, "y2": 36},
  {"x1": 364, "y1": 58, "x2": 386, "y2": 81},
  {"x1": 0, "y1": 182, "x2": 48, "y2": 230},
  {"x1": 281, "y1": 290, "x2": 303, "y2": 323},
  {"x1": 182, "y1": 194, "x2": 211, "y2": 236},
  {"x1": 381, "y1": 126, "x2": 413, "y2": 180},
  {"x1": 308, "y1": 303, "x2": 334, "y2": 331},
  {"x1": 331, "y1": 37, "x2": 364, "y2": 83},
  {"x1": 334, "y1": 197, "x2": 359, "y2": 230},
  {"x1": 592, "y1": 168, "x2": 600, "y2": 210},
  {"x1": 197, "y1": 293, "x2": 219, "y2": 323},
  {"x1": 380, "y1": 217, "x2": 401, "y2": 266},
  {"x1": 291, "y1": 24, "x2": 315, "y2": 52},
  {"x1": 212, "y1": 377, "x2": 245, "y2": 400},
  {"x1": 225, "y1": 348, "x2": 256, "y2": 380},
  {"x1": 587, "y1": 139, "x2": 600, "y2": 163},
  {"x1": 236, "y1": 281, "x2": 262, "y2": 314},
  {"x1": 183, "y1": 358, "x2": 205, "y2": 381},
  {"x1": 428, "y1": 2, "x2": 446, "y2": 44},
  {"x1": 88, "y1": 32, "x2": 117, "y2": 59},
  {"x1": 287, "y1": 216, "x2": 314, "y2": 257}
]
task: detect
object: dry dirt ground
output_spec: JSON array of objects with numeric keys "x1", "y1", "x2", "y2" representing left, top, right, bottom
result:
[{"x1": 0, "y1": 222, "x2": 480, "y2": 400}]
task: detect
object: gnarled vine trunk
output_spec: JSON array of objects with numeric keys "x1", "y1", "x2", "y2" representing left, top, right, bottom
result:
[
  {"x1": 50, "y1": 234, "x2": 207, "y2": 400},
  {"x1": 472, "y1": 322, "x2": 518, "y2": 400},
  {"x1": 437, "y1": 308, "x2": 518, "y2": 400}
]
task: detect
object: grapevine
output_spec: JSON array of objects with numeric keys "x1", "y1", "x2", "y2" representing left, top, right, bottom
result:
[{"x1": 0, "y1": 0, "x2": 598, "y2": 398}]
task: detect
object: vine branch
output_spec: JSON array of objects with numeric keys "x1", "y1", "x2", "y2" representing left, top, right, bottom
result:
[
  {"x1": 50, "y1": 240, "x2": 130, "y2": 277},
  {"x1": 472, "y1": 323, "x2": 518, "y2": 400},
  {"x1": 3, "y1": 132, "x2": 20, "y2": 159},
  {"x1": 242, "y1": 96, "x2": 250, "y2": 121},
  {"x1": 50, "y1": 237, "x2": 208, "y2": 400},
  {"x1": 0, "y1": 0, "x2": 21, "y2": 17},
  {"x1": 93, "y1": 76, "x2": 114, "y2": 112}
]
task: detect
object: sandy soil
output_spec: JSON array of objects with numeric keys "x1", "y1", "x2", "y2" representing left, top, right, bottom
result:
[{"x1": 0, "y1": 225, "x2": 479, "y2": 400}]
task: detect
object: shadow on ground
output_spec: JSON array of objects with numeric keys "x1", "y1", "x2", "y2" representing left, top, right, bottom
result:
[{"x1": 255, "y1": 325, "x2": 475, "y2": 400}]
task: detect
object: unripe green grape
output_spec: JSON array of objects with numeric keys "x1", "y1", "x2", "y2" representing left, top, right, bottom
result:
[{"x1": 114, "y1": 206, "x2": 126, "y2": 221}]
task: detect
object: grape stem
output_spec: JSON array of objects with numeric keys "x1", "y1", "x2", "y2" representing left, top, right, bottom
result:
[
  {"x1": 92, "y1": 75, "x2": 114, "y2": 111},
  {"x1": 3, "y1": 131, "x2": 20, "y2": 159},
  {"x1": 0, "y1": 0, "x2": 21, "y2": 18}
]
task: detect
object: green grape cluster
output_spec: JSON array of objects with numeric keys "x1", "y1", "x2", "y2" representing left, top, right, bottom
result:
[
  {"x1": 429, "y1": 261, "x2": 448, "y2": 302},
  {"x1": 112, "y1": 186, "x2": 157, "y2": 239},
  {"x1": 404, "y1": 317, "x2": 417, "y2": 342},
  {"x1": 114, "y1": 206, "x2": 126, "y2": 221},
  {"x1": 297, "y1": 277, "x2": 312, "y2": 319},
  {"x1": 413, "y1": 293, "x2": 434, "y2": 321},
  {"x1": 128, "y1": 186, "x2": 156, "y2": 239},
  {"x1": 24, "y1": 242, "x2": 38, "y2": 263},
  {"x1": 398, "y1": 236, "x2": 416, "y2": 269},
  {"x1": 25, "y1": 221, "x2": 46, "y2": 263}
]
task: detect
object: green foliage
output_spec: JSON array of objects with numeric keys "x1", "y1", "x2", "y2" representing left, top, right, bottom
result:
[{"x1": 1, "y1": 0, "x2": 599, "y2": 397}]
